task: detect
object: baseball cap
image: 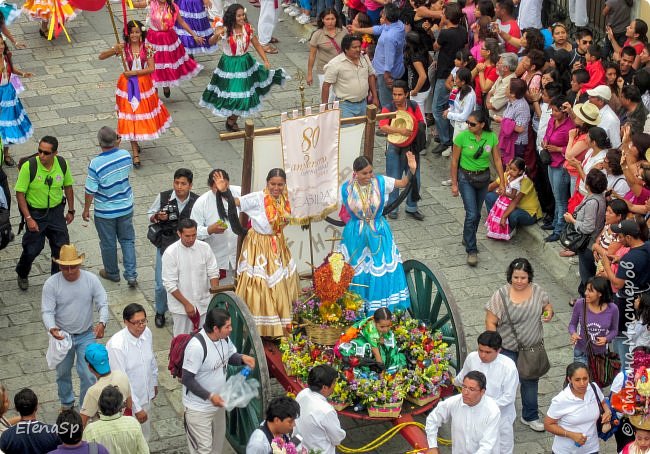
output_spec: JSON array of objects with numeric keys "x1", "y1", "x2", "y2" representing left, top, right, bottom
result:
[
  {"x1": 586, "y1": 85, "x2": 612, "y2": 101},
  {"x1": 611, "y1": 219, "x2": 641, "y2": 237},
  {"x1": 85, "y1": 343, "x2": 111, "y2": 375}
]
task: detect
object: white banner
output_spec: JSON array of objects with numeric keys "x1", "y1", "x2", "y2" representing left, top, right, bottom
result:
[
  {"x1": 280, "y1": 108, "x2": 341, "y2": 223},
  {"x1": 253, "y1": 123, "x2": 365, "y2": 273}
]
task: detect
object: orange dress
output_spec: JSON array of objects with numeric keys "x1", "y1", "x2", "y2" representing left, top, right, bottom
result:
[{"x1": 115, "y1": 43, "x2": 172, "y2": 141}]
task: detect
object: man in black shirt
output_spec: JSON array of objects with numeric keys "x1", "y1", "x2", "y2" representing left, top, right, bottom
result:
[
  {"x1": 430, "y1": 3, "x2": 467, "y2": 155},
  {"x1": 0, "y1": 389, "x2": 59, "y2": 454},
  {"x1": 620, "y1": 46, "x2": 637, "y2": 86}
]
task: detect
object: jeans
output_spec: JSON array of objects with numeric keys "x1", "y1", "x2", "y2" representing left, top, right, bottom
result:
[
  {"x1": 366, "y1": 7, "x2": 382, "y2": 25},
  {"x1": 578, "y1": 245, "x2": 596, "y2": 296},
  {"x1": 457, "y1": 170, "x2": 488, "y2": 254},
  {"x1": 501, "y1": 348, "x2": 540, "y2": 422},
  {"x1": 385, "y1": 144, "x2": 421, "y2": 212},
  {"x1": 339, "y1": 99, "x2": 367, "y2": 119},
  {"x1": 55, "y1": 329, "x2": 96, "y2": 407},
  {"x1": 573, "y1": 348, "x2": 588, "y2": 365},
  {"x1": 612, "y1": 335, "x2": 631, "y2": 370},
  {"x1": 548, "y1": 166, "x2": 570, "y2": 236},
  {"x1": 16, "y1": 203, "x2": 69, "y2": 278},
  {"x1": 431, "y1": 78, "x2": 451, "y2": 145},
  {"x1": 484, "y1": 191, "x2": 538, "y2": 229},
  {"x1": 376, "y1": 76, "x2": 393, "y2": 110},
  {"x1": 155, "y1": 248, "x2": 168, "y2": 314},
  {"x1": 94, "y1": 213, "x2": 137, "y2": 281},
  {"x1": 569, "y1": 174, "x2": 577, "y2": 197}
]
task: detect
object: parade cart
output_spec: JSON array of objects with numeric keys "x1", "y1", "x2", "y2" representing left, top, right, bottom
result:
[{"x1": 207, "y1": 259, "x2": 467, "y2": 453}]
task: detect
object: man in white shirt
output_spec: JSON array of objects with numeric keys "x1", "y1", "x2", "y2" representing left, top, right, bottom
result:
[
  {"x1": 295, "y1": 365, "x2": 346, "y2": 454},
  {"x1": 246, "y1": 397, "x2": 301, "y2": 454},
  {"x1": 425, "y1": 371, "x2": 501, "y2": 454},
  {"x1": 182, "y1": 308, "x2": 255, "y2": 454},
  {"x1": 455, "y1": 331, "x2": 518, "y2": 454},
  {"x1": 106, "y1": 303, "x2": 158, "y2": 440},
  {"x1": 191, "y1": 169, "x2": 240, "y2": 285},
  {"x1": 162, "y1": 218, "x2": 220, "y2": 336},
  {"x1": 587, "y1": 85, "x2": 622, "y2": 148}
]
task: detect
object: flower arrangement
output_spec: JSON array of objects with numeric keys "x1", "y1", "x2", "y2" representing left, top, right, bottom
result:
[
  {"x1": 271, "y1": 437, "x2": 308, "y2": 454},
  {"x1": 393, "y1": 316, "x2": 452, "y2": 370},
  {"x1": 328, "y1": 379, "x2": 354, "y2": 410},
  {"x1": 279, "y1": 334, "x2": 339, "y2": 382},
  {"x1": 611, "y1": 350, "x2": 650, "y2": 418},
  {"x1": 293, "y1": 289, "x2": 363, "y2": 328},
  {"x1": 353, "y1": 372, "x2": 406, "y2": 406},
  {"x1": 313, "y1": 252, "x2": 355, "y2": 302}
]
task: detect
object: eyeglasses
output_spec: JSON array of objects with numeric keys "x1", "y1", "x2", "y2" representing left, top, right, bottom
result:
[
  {"x1": 38, "y1": 148, "x2": 53, "y2": 156},
  {"x1": 466, "y1": 121, "x2": 478, "y2": 127},
  {"x1": 127, "y1": 318, "x2": 148, "y2": 326},
  {"x1": 462, "y1": 385, "x2": 481, "y2": 392}
]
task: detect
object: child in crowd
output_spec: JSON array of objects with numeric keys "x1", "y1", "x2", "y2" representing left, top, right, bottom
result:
[
  {"x1": 567, "y1": 69, "x2": 590, "y2": 105},
  {"x1": 444, "y1": 67, "x2": 476, "y2": 145},
  {"x1": 620, "y1": 417, "x2": 650, "y2": 454},
  {"x1": 581, "y1": 44, "x2": 606, "y2": 93}
]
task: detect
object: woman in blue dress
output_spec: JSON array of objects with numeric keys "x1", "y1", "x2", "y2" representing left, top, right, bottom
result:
[{"x1": 340, "y1": 153, "x2": 417, "y2": 314}]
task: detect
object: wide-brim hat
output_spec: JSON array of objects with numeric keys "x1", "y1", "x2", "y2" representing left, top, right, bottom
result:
[
  {"x1": 573, "y1": 102, "x2": 601, "y2": 126},
  {"x1": 630, "y1": 414, "x2": 650, "y2": 431},
  {"x1": 387, "y1": 110, "x2": 418, "y2": 147},
  {"x1": 53, "y1": 244, "x2": 85, "y2": 266}
]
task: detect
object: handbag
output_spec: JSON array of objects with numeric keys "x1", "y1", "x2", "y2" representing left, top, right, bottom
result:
[
  {"x1": 582, "y1": 300, "x2": 621, "y2": 389},
  {"x1": 499, "y1": 288, "x2": 550, "y2": 380},
  {"x1": 559, "y1": 198, "x2": 601, "y2": 252},
  {"x1": 589, "y1": 382, "x2": 619, "y2": 441},
  {"x1": 147, "y1": 222, "x2": 164, "y2": 248},
  {"x1": 539, "y1": 148, "x2": 552, "y2": 166}
]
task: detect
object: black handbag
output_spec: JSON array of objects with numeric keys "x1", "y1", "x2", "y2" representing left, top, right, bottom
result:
[
  {"x1": 539, "y1": 148, "x2": 552, "y2": 166},
  {"x1": 147, "y1": 223, "x2": 163, "y2": 248},
  {"x1": 499, "y1": 288, "x2": 550, "y2": 380},
  {"x1": 559, "y1": 198, "x2": 601, "y2": 252}
]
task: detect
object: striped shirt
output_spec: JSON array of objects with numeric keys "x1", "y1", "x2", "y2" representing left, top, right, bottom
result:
[
  {"x1": 82, "y1": 413, "x2": 149, "y2": 454},
  {"x1": 85, "y1": 148, "x2": 133, "y2": 219},
  {"x1": 502, "y1": 98, "x2": 531, "y2": 145}
]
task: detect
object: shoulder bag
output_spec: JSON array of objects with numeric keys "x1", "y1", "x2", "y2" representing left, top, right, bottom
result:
[
  {"x1": 588, "y1": 382, "x2": 619, "y2": 441},
  {"x1": 499, "y1": 288, "x2": 550, "y2": 380},
  {"x1": 559, "y1": 198, "x2": 601, "y2": 252},
  {"x1": 582, "y1": 301, "x2": 620, "y2": 389}
]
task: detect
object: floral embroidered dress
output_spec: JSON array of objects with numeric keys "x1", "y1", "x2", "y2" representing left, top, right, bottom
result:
[
  {"x1": 235, "y1": 189, "x2": 300, "y2": 337},
  {"x1": 340, "y1": 175, "x2": 410, "y2": 314},
  {"x1": 199, "y1": 23, "x2": 288, "y2": 117},
  {"x1": 116, "y1": 43, "x2": 172, "y2": 141},
  {"x1": 0, "y1": 57, "x2": 32, "y2": 145},
  {"x1": 485, "y1": 174, "x2": 524, "y2": 240},
  {"x1": 145, "y1": 0, "x2": 202, "y2": 87}
]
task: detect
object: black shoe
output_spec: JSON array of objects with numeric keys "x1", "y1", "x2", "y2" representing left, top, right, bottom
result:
[
  {"x1": 17, "y1": 275, "x2": 28, "y2": 291},
  {"x1": 544, "y1": 233, "x2": 560, "y2": 242},
  {"x1": 155, "y1": 313, "x2": 165, "y2": 328},
  {"x1": 163, "y1": 87, "x2": 171, "y2": 98},
  {"x1": 406, "y1": 210, "x2": 425, "y2": 221},
  {"x1": 387, "y1": 211, "x2": 398, "y2": 220},
  {"x1": 542, "y1": 214, "x2": 554, "y2": 225},
  {"x1": 433, "y1": 135, "x2": 440, "y2": 143},
  {"x1": 431, "y1": 143, "x2": 452, "y2": 154},
  {"x1": 541, "y1": 223, "x2": 555, "y2": 231},
  {"x1": 127, "y1": 279, "x2": 138, "y2": 288}
]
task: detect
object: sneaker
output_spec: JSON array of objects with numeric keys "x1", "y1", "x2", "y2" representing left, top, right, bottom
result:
[
  {"x1": 289, "y1": 7, "x2": 301, "y2": 16},
  {"x1": 441, "y1": 179, "x2": 452, "y2": 186},
  {"x1": 544, "y1": 233, "x2": 560, "y2": 242},
  {"x1": 431, "y1": 143, "x2": 452, "y2": 154},
  {"x1": 441, "y1": 147, "x2": 452, "y2": 157},
  {"x1": 467, "y1": 252, "x2": 478, "y2": 267},
  {"x1": 17, "y1": 275, "x2": 28, "y2": 291},
  {"x1": 406, "y1": 210, "x2": 425, "y2": 221},
  {"x1": 520, "y1": 417, "x2": 545, "y2": 432},
  {"x1": 155, "y1": 313, "x2": 166, "y2": 328},
  {"x1": 127, "y1": 279, "x2": 138, "y2": 288},
  {"x1": 297, "y1": 13, "x2": 310, "y2": 24},
  {"x1": 99, "y1": 269, "x2": 120, "y2": 282}
]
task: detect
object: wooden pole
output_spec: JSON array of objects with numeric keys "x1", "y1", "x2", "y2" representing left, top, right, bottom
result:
[
  {"x1": 105, "y1": 0, "x2": 128, "y2": 71},
  {"x1": 363, "y1": 104, "x2": 377, "y2": 162},
  {"x1": 236, "y1": 119, "x2": 255, "y2": 262}
]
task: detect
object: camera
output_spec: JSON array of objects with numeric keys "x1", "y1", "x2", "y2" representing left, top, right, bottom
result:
[{"x1": 161, "y1": 203, "x2": 179, "y2": 221}]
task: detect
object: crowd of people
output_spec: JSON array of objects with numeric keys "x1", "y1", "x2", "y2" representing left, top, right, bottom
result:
[{"x1": 2, "y1": 0, "x2": 650, "y2": 452}]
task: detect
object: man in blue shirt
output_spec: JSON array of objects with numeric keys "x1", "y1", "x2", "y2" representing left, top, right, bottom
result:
[
  {"x1": 353, "y1": 3, "x2": 405, "y2": 109},
  {"x1": 82, "y1": 126, "x2": 137, "y2": 287}
]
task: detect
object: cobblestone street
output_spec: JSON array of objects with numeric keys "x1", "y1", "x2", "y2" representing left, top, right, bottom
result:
[{"x1": 0, "y1": 4, "x2": 619, "y2": 453}]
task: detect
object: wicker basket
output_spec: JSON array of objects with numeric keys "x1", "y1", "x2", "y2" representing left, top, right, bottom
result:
[
  {"x1": 367, "y1": 401, "x2": 403, "y2": 418},
  {"x1": 405, "y1": 389, "x2": 440, "y2": 406},
  {"x1": 329, "y1": 401, "x2": 349, "y2": 411},
  {"x1": 305, "y1": 322, "x2": 348, "y2": 346}
]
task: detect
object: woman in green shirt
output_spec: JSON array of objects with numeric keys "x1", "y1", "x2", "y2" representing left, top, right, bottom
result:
[{"x1": 450, "y1": 109, "x2": 505, "y2": 266}]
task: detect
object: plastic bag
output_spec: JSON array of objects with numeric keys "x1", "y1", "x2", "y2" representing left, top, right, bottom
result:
[{"x1": 221, "y1": 367, "x2": 260, "y2": 412}]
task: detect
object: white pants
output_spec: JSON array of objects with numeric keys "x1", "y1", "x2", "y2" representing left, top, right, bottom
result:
[
  {"x1": 318, "y1": 74, "x2": 336, "y2": 103},
  {"x1": 184, "y1": 407, "x2": 226, "y2": 454},
  {"x1": 498, "y1": 414, "x2": 515, "y2": 454},
  {"x1": 411, "y1": 89, "x2": 430, "y2": 133},
  {"x1": 569, "y1": 0, "x2": 587, "y2": 26},
  {"x1": 140, "y1": 402, "x2": 152, "y2": 441},
  {"x1": 258, "y1": 0, "x2": 279, "y2": 46},
  {"x1": 172, "y1": 312, "x2": 207, "y2": 337}
]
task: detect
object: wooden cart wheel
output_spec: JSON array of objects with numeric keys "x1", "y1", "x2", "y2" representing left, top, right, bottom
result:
[
  {"x1": 402, "y1": 259, "x2": 467, "y2": 373},
  {"x1": 208, "y1": 291, "x2": 271, "y2": 454}
]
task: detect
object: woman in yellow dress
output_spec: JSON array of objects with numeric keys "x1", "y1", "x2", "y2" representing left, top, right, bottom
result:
[
  {"x1": 214, "y1": 168, "x2": 300, "y2": 337},
  {"x1": 22, "y1": 0, "x2": 77, "y2": 39}
]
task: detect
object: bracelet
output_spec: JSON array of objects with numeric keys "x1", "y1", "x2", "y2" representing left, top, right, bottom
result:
[
  {"x1": 25, "y1": 216, "x2": 32, "y2": 220},
  {"x1": 68, "y1": 210, "x2": 75, "y2": 214}
]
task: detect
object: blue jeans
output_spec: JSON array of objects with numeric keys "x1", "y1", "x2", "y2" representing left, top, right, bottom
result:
[
  {"x1": 376, "y1": 76, "x2": 393, "y2": 110},
  {"x1": 55, "y1": 329, "x2": 96, "y2": 407},
  {"x1": 484, "y1": 191, "x2": 537, "y2": 229},
  {"x1": 339, "y1": 99, "x2": 367, "y2": 119},
  {"x1": 573, "y1": 348, "x2": 588, "y2": 365},
  {"x1": 578, "y1": 245, "x2": 596, "y2": 296},
  {"x1": 367, "y1": 7, "x2": 382, "y2": 24},
  {"x1": 612, "y1": 335, "x2": 631, "y2": 370},
  {"x1": 385, "y1": 144, "x2": 420, "y2": 212},
  {"x1": 431, "y1": 78, "x2": 451, "y2": 145},
  {"x1": 457, "y1": 170, "x2": 488, "y2": 254},
  {"x1": 501, "y1": 349, "x2": 540, "y2": 422},
  {"x1": 94, "y1": 213, "x2": 137, "y2": 281},
  {"x1": 155, "y1": 248, "x2": 168, "y2": 314},
  {"x1": 548, "y1": 166, "x2": 570, "y2": 236}
]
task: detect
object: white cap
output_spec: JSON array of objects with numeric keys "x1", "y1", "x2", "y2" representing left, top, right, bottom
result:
[{"x1": 586, "y1": 85, "x2": 612, "y2": 101}]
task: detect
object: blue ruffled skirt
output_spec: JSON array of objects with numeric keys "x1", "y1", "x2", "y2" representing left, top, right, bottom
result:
[{"x1": 0, "y1": 81, "x2": 33, "y2": 145}]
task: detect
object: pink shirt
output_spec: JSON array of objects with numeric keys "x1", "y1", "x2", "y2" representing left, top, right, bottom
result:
[{"x1": 543, "y1": 116, "x2": 575, "y2": 168}]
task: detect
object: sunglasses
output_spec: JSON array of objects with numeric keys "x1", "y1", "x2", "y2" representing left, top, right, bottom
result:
[
  {"x1": 38, "y1": 148, "x2": 53, "y2": 156},
  {"x1": 466, "y1": 121, "x2": 478, "y2": 127}
]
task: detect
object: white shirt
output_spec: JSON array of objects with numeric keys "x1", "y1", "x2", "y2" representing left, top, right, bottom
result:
[
  {"x1": 426, "y1": 393, "x2": 500, "y2": 453},
  {"x1": 106, "y1": 327, "x2": 158, "y2": 413},
  {"x1": 607, "y1": 173, "x2": 630, "y2": 196},
  {"x1": 190, "y1": 186, "x2": 240, "y2": 269},
  {"x1": 578, "y1": 148, "x2": 607, "y2": 195},
  {"x1": 246, "y1": 427, "x2": 271, "y2": 454},
  {"x1": 536, "y1": 102, "x2": 552, "y2": 152},
  {"x1": 546, "y1": 383, "x2": 604, "y2": 454},
  {"x1": 295, "y1": 389, "x2": 346, "y2": 454},
  {"x1": 599, "y1": 104, "x2": 622, "y2": 148},
  {"x1": 162, "y1": 239, "x2": 220, "y2": 315},
  {"x1": 182, "y1": 329, "x2": 237, "y2": 413},
  {"x1": 146, "y1": 190, "x2": 193, "y2": 222},
  {"x1": 454, "y1": 352, "x2": 519, "y2": 423}
]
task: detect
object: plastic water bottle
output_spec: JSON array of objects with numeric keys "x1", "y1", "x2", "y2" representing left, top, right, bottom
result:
[{"x1": 221, "y1": 367, "x2": 260, "y2": 411}]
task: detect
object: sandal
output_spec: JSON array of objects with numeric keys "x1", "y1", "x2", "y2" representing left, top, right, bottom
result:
[
  {"x1": 132, "y1": 144, "x2": 141, "y2": 168},
  {"x1": 262, "y1": 45, "x2": 278, "y2": 54},
  {"x1": 270, "y1": 37, "x2": 279, "y2": 43},
  {"x1": 225, "y1": 118, "x2": 240, "y2": 132}
]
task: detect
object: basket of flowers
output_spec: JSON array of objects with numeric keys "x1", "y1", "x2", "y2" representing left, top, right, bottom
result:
[
  {"x1": 404, "y1": 365, "x2": 444, "y2": 406},
  {"x1": 355, "y1": 373, "x2": 406, "y2": 418},
  {"x1": 328, "y1": 379, "x2": 354, "y2": 411}
]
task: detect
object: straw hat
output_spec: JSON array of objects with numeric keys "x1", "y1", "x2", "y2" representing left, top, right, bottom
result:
[
  {"x1": 53, "y1": 244, "x2": 85, "y2": 266},
  {"x1": 630, "y1": 414, "x2": 650, "y2": 431},
  {"x1": 387, "y1": 110, "x2": 418, "y2": 147},
  {"x1": 572, "y1": 102, "x2": 601, "y2": 126}
]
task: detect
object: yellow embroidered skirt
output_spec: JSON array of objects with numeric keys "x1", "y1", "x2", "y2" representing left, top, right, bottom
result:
[{"x1": 236, "y1": 229, "x2": 299, "y2": 337}]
